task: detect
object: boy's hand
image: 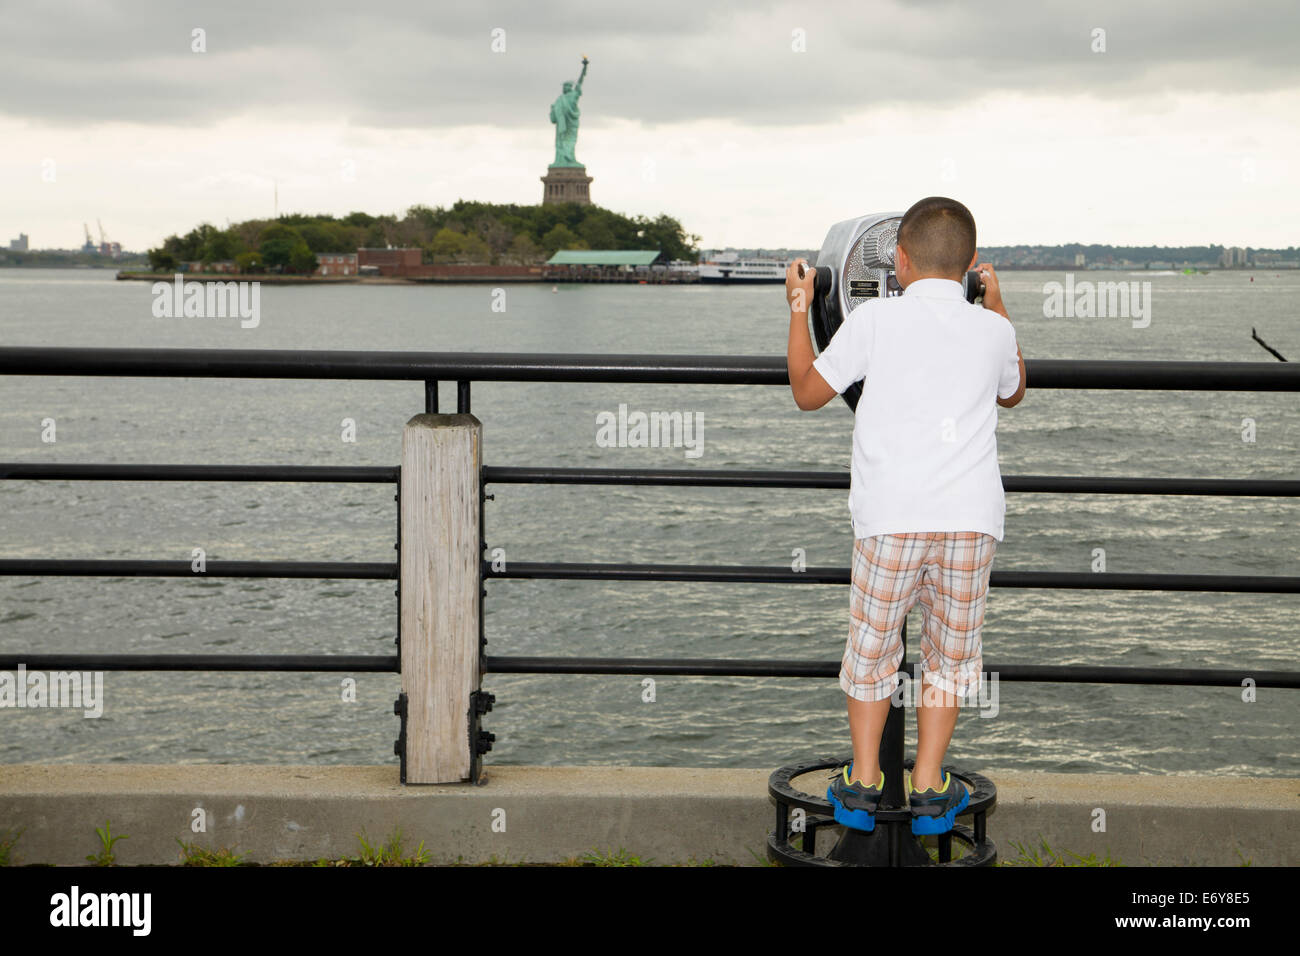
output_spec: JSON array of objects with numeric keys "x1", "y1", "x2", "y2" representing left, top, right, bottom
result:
[
  {"x1": 785, "y1": 257, "x2": 836, "y2": 411},
  {"x1": 785, "y1": 259, "x2": 815, "y2": 314},
  {"x1": 977, "y1": 262, "x2": 1007, "y2": 318}
]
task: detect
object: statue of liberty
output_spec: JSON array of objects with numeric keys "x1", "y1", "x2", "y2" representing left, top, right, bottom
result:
[{"x1": 549, "y1": 56, "x2": 589, "y2": 167}]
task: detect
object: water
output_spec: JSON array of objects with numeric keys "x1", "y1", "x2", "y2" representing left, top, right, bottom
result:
[{"x1": 1, "y1": 267, "x2": 1297, "y2": 774}]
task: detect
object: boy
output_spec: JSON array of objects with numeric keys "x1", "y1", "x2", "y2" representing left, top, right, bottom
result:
[{"x1": 784, "y1": 196, "x2": 1025, "y2": 835}]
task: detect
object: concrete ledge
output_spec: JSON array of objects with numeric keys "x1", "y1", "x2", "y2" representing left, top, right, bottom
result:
[{"x1": 1, "y1": 764, "x2": 1295, "y2": 866}]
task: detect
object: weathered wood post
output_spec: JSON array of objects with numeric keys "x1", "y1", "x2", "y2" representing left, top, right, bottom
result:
[{"x1": 399, "y1": 413, "x2": 481, "y2": 783}]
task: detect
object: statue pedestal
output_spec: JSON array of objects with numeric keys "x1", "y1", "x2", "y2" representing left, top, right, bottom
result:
[{"x1": 541, "y1": 165, "x2": 593, "y2": 205}]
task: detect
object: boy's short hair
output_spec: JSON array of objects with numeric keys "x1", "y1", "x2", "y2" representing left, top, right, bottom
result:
[{"x1": 897, "y1": 196, "x2": 976, "y2": 279}]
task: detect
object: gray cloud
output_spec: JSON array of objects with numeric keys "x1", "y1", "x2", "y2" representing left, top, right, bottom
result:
[{"x1": 2, "y1": 0, "x2": 1297, "y2": 130}]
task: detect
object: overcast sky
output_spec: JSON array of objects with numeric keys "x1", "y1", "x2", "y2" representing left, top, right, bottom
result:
[{"x1": 3, "y1": 0, "x2": 1297, "y2": 252}]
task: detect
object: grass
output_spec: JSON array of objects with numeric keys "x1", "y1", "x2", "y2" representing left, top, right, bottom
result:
[
  {"x1": 999, "y1": 837, "x2": 1124, "y2": 867},
  {"x1": 570, "y1": 848, "x2": 734, "y2": 867},
  {"x1": 86, "y1": 820, "x2": 129, "y2": 866},
  {"x1": 311, "y1": 827, "x2": 430, "y2": 867},
  {"x1": 575, "y1": 847, "x2": 653, "y2": 866},
  {"x1": 176, "y1": 838, "x2": 250, "y2": 866},
  {"x1": 0, "y1": 827, "x2": 24, "y2": 867},
  {"x1": 174, "y1": 826, "x2": 432, "y2": 867}
]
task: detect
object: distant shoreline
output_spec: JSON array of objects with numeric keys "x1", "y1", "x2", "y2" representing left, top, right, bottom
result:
[
  {"x1": 107, "y1": 265, "x2": 1247, "y2": 287},
  {"x1": 0, "y1": 262, "x2": 147, "y2": 270},
  {"x1": 0, "y1": 265, "x2": 1280, "y2": 285},
  {"x1": 113, "y1": 270, "x2": 543, "y2": 285}
]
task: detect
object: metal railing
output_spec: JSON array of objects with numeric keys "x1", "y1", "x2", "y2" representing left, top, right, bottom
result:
[{"x1": 2, "y1": 346, "x2": 1298, "y2": 697}]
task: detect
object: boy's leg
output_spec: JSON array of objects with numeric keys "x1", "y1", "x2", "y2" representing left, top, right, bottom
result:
[
  {"x1": 847, "y1": 695, "x2": 892, "y2": 786},
  {"x1": 911, "y1": 532, "x2": 997, "y2": 792},
  {"x1": 913, "y1": 673, "x2": 960, "y2": 792},
  {"x1": 840, "y1": 534, "x2": 927, "y2": 785}
]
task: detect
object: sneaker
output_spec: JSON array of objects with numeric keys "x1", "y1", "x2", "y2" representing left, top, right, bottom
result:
[
  {"x1": 908, "y1": 770, "x2": 970, "y2": 835},
  {"x1": 826, "y1": 762, "x2": 884, "y2": 832}
]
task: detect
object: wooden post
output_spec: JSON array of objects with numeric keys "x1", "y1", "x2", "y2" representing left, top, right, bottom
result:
[{"x1": 400, "y1": 413, "x2": 481, "y2": 783}]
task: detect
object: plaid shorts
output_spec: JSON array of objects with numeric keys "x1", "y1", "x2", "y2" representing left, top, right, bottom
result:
[{"x1": 839, "y1": 531, "x2": 997, "y2": 703}]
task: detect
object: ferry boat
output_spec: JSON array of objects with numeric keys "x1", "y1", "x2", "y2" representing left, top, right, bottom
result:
[{"x1": 698, "y1": 251, "x2": 792, "y2": 283}]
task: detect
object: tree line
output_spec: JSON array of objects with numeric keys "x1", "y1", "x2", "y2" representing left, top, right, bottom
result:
[{"x1": 146, "y1": 201, "x2": 702, "y2": 273}]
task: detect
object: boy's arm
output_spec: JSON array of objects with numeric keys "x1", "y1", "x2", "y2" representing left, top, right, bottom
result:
[
  {"x1": 979, "y1": 262, "x2": 1027, "y2": 408},
  {"x1": 785, "y1": 259, "x2": 837, "y2": 410},
  {"x1": 997, "y1": 347, "x2": 1026, "y2": 408}
]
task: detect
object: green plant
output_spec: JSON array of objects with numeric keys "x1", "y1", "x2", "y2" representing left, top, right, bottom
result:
[
  {"x1": 1000, "y1": 836, "x2": 1123, "y2": 867},
  {"x1": 175, "y1": 838, "x2": 250, "y2": 866},
  {"x1": 347, "y1": 827, "x2": 428, "y2": 867},
  {"x1": 86, "y1": 820, "x2": 129, "y2": 866},
  {"x1": 0, "y1": 826, "x2": 25, "y2": 866},
  {"x1": 577, "y1": 846, "x2": 652, "y2": 867},
  {"x1": 746, "y1": 846, "x2": 781, "y2": 867}
]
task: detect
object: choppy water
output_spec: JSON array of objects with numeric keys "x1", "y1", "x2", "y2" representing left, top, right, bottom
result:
[{"x1": 0, "y1": 267, "x2": 1296, "y2": 775}]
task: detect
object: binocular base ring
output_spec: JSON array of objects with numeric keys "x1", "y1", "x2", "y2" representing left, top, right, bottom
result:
[{"x1": 767, "y1": 756, "x2": 998, "y2": 867}]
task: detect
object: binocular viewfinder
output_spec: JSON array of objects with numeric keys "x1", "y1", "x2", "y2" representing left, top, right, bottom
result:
[{"x1": 809, "y1": 211, "x2": 984, "y2": 410}]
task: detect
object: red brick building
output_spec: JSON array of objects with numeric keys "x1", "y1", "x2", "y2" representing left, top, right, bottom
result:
[
  {"x1": 316, "y1": 252, "x2": 359, "y2": 276},
  {"x1": 357, "y1": 248, "x2": 422, "y2": 276}
]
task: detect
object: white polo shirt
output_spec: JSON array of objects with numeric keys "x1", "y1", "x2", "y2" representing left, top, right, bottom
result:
[{"x1": 811, "y1": 277, "x2": 1022, "y2": 541}]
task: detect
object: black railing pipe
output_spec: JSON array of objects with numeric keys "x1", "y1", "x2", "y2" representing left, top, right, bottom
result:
[
  {"x1": 0, "y1": 463, "x2": 397, "y2": 482},
  {"x1": 2, "y1": 347, "x2": 1299, "y2": 390},
  {"x1": 481, "y1": 656, "x2": 1300, "y2": 687},
  {"x1": 484, "y1": 466, "x2": 1300, "y2": 496},
  {"x1": 0, "y1": 654, "x2": 397, "y2": 672},
  {"x1": 486, "y1": 561, "x2": 1299, "y2": 592},
  {"x1": 0, "y1": 559, "x2": 396, "y2": 579}
]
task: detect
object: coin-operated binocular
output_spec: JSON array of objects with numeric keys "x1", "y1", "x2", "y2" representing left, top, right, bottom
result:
[{"x1": 807, "y1": 212, "x2": 984, "y2": 410}]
